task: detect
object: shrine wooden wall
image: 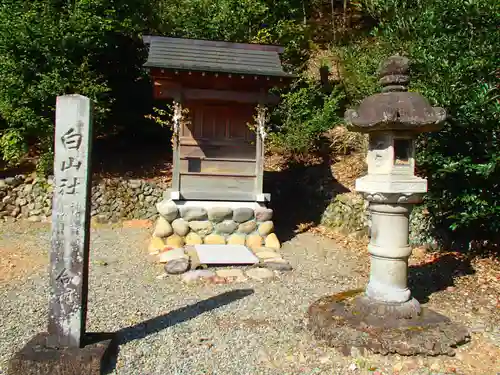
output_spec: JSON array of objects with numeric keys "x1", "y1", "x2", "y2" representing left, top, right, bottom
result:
[
  {"x1": 178, "y1": 100, "x2": 261, "y2": 201},
  {"x1": 150, "y1": 70, "x2": 280, "y2": 201}
]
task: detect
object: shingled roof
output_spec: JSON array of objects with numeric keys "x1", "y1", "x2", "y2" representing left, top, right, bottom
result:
[{"x1": 143, "y1": 36, "x2": 293, "y2": 78}]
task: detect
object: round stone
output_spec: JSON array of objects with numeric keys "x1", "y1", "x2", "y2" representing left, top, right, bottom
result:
[
  {"x1": 185, "y1": 232, "x2": 203, "y2": 245},
  {"x1": 153, "y1": 216, "x2": 173, "y2": 238},
  {"x1": 172, "y1": 218, "x2": 190, "y2": 236},
  {"x1": 185, "y1": 246, "x2": 205, "y2": 270},
  {"x1": 204, "y1": 234, "x2": 226, "y2": 245},
  {"x1": 16, "y1": 198, "x2": 27, "y2": 207},
  {"x1": 215, "y1": 220, "x2": 238, "y2": 234},
  {"x1": 158, "y1": 248, "x2": 187, "y2": 264},
  {"x1": 216, "y1": 269, "x2": 247, "y2": 282},
  {"x1": 238, "y1": 220, "x2": 257, "y2": 234},
  {"x1": 256, "y1": 251, "x2": 281, "y2": 260},
  {"x1": 246, "y1": 267, "x2": 274, "y2": 281},
  {"x1": 189, "y1": 221, "x2": 213, "y2": 237},
  {"x1": 262, "y1": 260, "x2": 293, "y2": 271},
  {"x1": 164, "y1": 258, "x2": 189, "y2": 274},
  {"x1": 182, "y1": 270, "x2": 216, "y2": 283},
  {"x1": 128, "y1": 179, "x2": 142, "y2": 189},
  {"x1": 156, "y1": 199, "x2": 178, "y2": 221},
  {"x1": 258, "y1": 221, "x2": 274, "y2": 236},
  {"x1": 253, "y1": 247, "x2": 275, "y2": 253},
  {"x1": 246, "y1": 234, "x2": 263, "y2": 250},
  {"x1": 207, "y1": 207, "x2": 233, "y2": 223},
  {"x1": 264, "y1": 233, "x2": 281, "y2": 250},
  {"x1": 233, "y1": 207, "x2": 254, "y2": 223},
  {"x1": 166, "y1": 234, "x2": 184, "y2": 248},
  {"x1": 148, "y1": 237, "x2": 166, "y2": 254},
  {"x1": 255, "y1": 207, "x2": 273, "y2": 222},
  {"x1": 180, "y1": 206, "x2": 208, "y2": 221},
  {"x1": 227, "y1": 234, "x2": 246, "y2": 246}
]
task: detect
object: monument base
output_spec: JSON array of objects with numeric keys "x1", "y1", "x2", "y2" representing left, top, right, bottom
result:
[
  {"x1": 8, "y1": 332, "x2": 116, "y2": 375},
  {"x1": 307, "y1": 291, "x2": 470, "y2": 356}
]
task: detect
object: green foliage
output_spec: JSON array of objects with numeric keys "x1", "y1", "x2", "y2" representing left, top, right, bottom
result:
[
  {"x1": 341, "y1": 0, "x2": 500, "y2": 243},
  {"x1": 145, "y1": 105, "x2": 174, "y2": 129},
  {"x1": 0, "y1": 0, "x2": 152, "y2": 171},
  {"x1": 156, "y1": 0, "x2": 311, "y2": 69},
  {"x1": 270, "y1": 79, "x2": 346, "y2": 154}
]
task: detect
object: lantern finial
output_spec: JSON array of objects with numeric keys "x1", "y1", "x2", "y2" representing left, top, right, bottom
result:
[{"x1": 378, "y1": 55, "x2": 410, "y2": 92}]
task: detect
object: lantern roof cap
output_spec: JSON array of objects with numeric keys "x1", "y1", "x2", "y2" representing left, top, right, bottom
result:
[{"x1": 345, "y1": 56, "x2": 446, "y2": 133}]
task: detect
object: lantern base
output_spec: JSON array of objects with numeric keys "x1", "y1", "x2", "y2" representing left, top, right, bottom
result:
[
  {"x1": 307, "y1": 291, "x2": 470, "y2": 356},
  {"x1": 354, "y1": 295, "x2": 422, "y2": 319}
]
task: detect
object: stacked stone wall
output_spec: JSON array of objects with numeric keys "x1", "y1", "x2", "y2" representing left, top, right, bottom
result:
[{"x1": 0, "y1": 175, "x2": 165, "y2": 222}]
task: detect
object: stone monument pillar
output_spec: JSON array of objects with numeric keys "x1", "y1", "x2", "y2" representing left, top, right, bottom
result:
[
  {"x1": 307, "y1": 56, "x2": 469, "y2": 356},
  {"x1": 8, "y1": 95, "x2": 114, "y2": 375}
]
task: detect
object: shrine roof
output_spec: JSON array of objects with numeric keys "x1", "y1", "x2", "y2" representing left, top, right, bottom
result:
[{"x1": 143, "y1": 36, "x2": 293, "y2": 78}]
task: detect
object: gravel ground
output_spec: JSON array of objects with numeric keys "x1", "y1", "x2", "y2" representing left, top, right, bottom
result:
[
  {"x1": 0, "y1": 222, "x2": 365, "y2": 375},
  {"x1": 1, "y1": 222, "x2": 499, "y2": 375}
]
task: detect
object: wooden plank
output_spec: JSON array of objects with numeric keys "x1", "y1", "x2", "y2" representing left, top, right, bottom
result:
[
  {"x1": 180, "y1": 143, "x2": 256, "y2": 160},
  {"x1": 150, "y1": 70, "x2": 292, "y2": 92},
  {"x1": 182, "y1": 172, "x2": 256, "y2": 177},
  {"x1": 179, "y1": 174, "x2": 256, "y2": 197},
  {"x1": 156, "y1": 87, "x2": 279, "y2": 104},
  {"x1": 180, "y1": 190, "x2": 256, "y2": 201},
  {"x1": 179, "y1": 159, "x2": 256, "y2": 175},
  {"x1": 182, "y1": 157, "x2": 256, "y2": 162}
]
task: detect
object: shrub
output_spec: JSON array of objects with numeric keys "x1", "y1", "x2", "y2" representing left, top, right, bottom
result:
[
  {"x1": 340, "y1": 0, "x2": 500, "y2": 244},
  {"x1": 269, "y1": 78, "x2": 346, "y2": 154},
  {"x1": 0, "y1": 0, "x2": 152, "y2": 172}
]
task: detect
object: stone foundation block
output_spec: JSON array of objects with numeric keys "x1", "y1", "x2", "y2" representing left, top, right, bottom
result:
[
  {"x1": 255, "y1": 207, "x2": 273, "y2": 222},
  {"x1": 204, "y1": 234, "x2": 226, "y2": 245},
  {"x1": 153, "y1": 217, "x2": 173, "y2": 238},
  {"x1": 166, "y1": 234, "x2": 184, "y2": 248},
  {"x1": 264, "y1": 233, "x2": 280, "y2": 250},
  {"x1": 180, "y1": 206, "x2": 207, "y2": 221},
  {"x1": 8, "y1": 333, "x2": 115, "y2": 375},
  {"x1": 227, "y1": 234, "x2": 246, "y2": 246},
  {"x1": 233, "y1": 207, "x2": 254, "y2": 223},
  {"x1": 246, "y1": 234, "x2": 263, "y2": 250},
  {"x1": 150, "y1": 200, "x2": 281, "y2": 252},
  {"x1": 149, "y1": 237, "x2": 165, "y2": 253},
  {"x1": 207, "y1": 207, "x2": 233, "y2": 222},
  {"x1": 185, "y1": 232, "x2": 203, "y2": 245},
  {"x1": 238, "y1": 220, "x2": 257, "y2": 234},
  {"x1": 215, "y1": 220, "x2": 238, "y2": 234},
  {"x1": 188, "y1": 221, "x2": 213, "y2": 237},
  {"x1": 258, "y1": 221, "x2": 274, "y2": 236},
  {"x1": 156, "y1": 200, "x2": 178, "y2": 222},
  {"x1": 172, "y1": 218, "x2": 190, "y2": 236}
]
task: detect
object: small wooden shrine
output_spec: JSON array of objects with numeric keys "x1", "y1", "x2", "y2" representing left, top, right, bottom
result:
[{"x1": 143, "y1": 36, "x2": 294, "y2": 202}]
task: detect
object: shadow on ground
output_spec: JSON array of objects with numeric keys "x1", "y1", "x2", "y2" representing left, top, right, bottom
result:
[
  {"x1": 91, "y1": 289, "x2": 254, "y2": 374},
  {"x1": 265, "y1": 153, "x2": 349, "y2": 243},
  {"x1": 409, "y1": 254, "x2": 475, "y2": 303}
]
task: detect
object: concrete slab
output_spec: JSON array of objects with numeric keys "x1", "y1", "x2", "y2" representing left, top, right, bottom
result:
[{"x1": 194, "y1": 244, "x2": 259, "y2": 265}]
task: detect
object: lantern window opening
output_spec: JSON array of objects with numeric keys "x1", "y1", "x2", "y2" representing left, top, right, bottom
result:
[{"x1": 393, "y1": 138, "x2": 412, "y2": 166}]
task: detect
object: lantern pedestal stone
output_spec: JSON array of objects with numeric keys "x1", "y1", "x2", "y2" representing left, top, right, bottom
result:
[{"x1": 307, "y1": 56, "x2": 469, "y2": 356}]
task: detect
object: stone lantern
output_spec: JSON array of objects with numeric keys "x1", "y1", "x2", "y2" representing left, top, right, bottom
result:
[{"x1": 308, "y1": 56, "x2": 469, "y2": 356}]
